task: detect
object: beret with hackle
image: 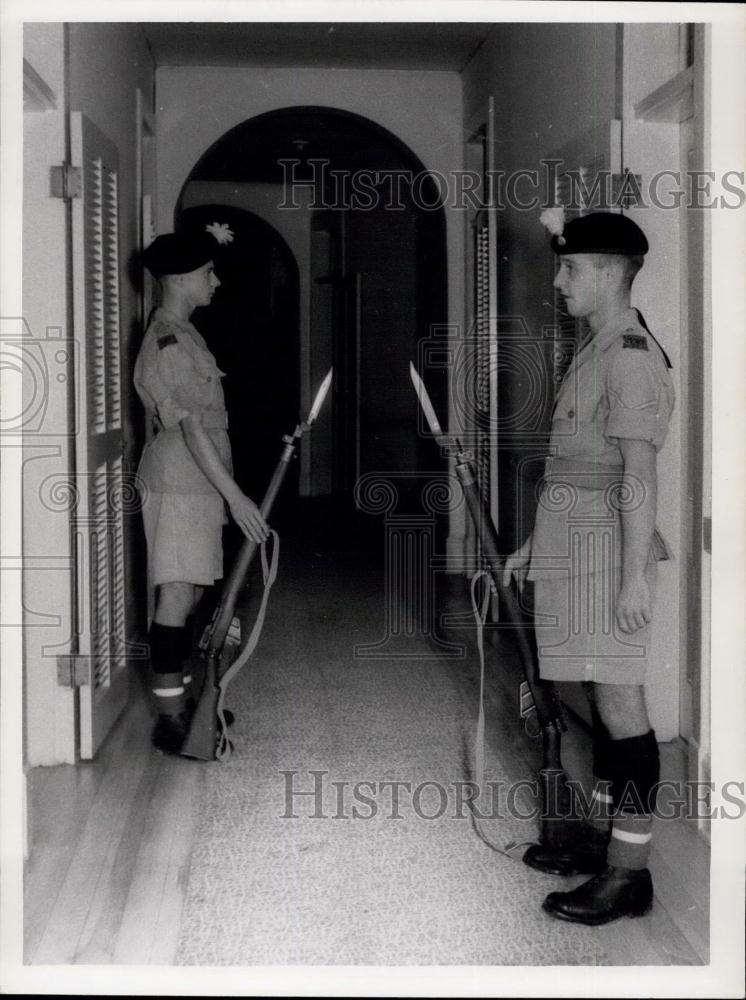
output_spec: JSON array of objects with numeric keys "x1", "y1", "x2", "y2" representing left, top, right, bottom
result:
[
  {"x1": 142, "y1": 232, "x2": 217, "y2": 277},
  {"x1": 551, "y1": 212, "x2": 649, "y2": 256}
]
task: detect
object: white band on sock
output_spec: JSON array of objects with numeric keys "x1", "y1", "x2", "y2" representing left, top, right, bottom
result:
[
  {"x1": 152, "y1": 685, "x2": 185, "y2": 697},
  {"x1": 591, "y1": 789, "x2": 614, "y2": 805},
  {"x1": 611, "y1": 827, "x2": 652, "y2": 845}
]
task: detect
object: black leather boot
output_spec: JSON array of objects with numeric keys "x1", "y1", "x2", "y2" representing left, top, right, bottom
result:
[
  {"x1": 524, "y1": 825, "x2": 609, "y2": 876},
  {"x1": 542, "y1": 865, "x2": 653, "y2": 925}
]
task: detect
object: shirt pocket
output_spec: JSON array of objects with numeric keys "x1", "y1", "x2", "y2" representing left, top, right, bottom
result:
[
  {"x1": 551, "y1": 377, "x2": 608, "y2": 457},
  {"x1": 159, "y1": 345, "x2": 223, "y2": 422}
]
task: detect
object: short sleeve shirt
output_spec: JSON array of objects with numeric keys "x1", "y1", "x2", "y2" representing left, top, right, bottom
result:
[
  {"x1": 134, "y1": 308, "x2": 232, "y2": 495},
  {"x1": 528, "y1": 308, "x2": 675, "y2": 580}
]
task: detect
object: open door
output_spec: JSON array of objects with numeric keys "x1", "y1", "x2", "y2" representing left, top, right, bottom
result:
[{"x1": 69, "y1": 112, "x2": 129, "y2": 758}]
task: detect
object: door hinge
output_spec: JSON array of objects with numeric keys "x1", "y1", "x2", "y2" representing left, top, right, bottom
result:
[
  {"x1": 50, "y1": 163, "x2": 82, "y2": 200},
  {"x1": 57, "y1": 654, "x2": 91, "y2": 688}
]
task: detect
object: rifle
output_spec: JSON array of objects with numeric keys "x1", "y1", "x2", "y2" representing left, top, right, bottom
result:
[
  {"x1": 181, "y1": 368, "x2": 333, "y2": 761},
  {"x1": 409, "y1": 363, "x2": 575, "y2": 851}
]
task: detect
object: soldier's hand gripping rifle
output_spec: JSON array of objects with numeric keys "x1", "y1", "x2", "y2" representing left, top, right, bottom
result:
[
  {"x1": 181, "y1": 368, "x2": 333, "y2": 761},
  {"x1": 410, "y1": 363, "x2": 575, "y2": 854}
]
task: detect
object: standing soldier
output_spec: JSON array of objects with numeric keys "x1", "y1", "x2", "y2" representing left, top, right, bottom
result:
[
  {"x1": 503, "y1": 211, "x2": 675, "y2": 924},
  {"x1": 135, "y1": 230, "x2": 269, "y2": 754}
]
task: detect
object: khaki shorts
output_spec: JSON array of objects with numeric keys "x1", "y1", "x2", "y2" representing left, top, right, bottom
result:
[
  {"x1": 141, "y1": 491, "x2": 226, "y2": 587},
  {"x1": 531, "y1": 562, "x2": 658, "y2": 685}
]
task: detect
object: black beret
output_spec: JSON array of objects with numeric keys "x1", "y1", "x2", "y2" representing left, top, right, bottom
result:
[
  {"x1": 142, "y1": 232, "x2": 217, "y2": 277},
  {"x1": 551, "y1": 212, "x2": 648, "y2": 256}
]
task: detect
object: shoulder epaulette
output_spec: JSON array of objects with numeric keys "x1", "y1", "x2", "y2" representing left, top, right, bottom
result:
[
  {"x1": 157, "y1": 333, "x2": 178, "y2": 349},
  {"x1": 633, "y1": 308, "x2": 673, "y2": 368},
  {"x1": 622, "y1": 333, "x2": 648, "y2": 350}
]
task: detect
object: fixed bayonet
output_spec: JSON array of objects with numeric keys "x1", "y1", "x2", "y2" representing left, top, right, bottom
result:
[
  {"x1": 307, "y1": 367, "x2": 333, "y2": 427},
  {"x1": 409, "y1": 362, "x2": 469, "y2": 457},
  {"x1": 409, "y1": 361, "x2": 444, "y2": 436}
]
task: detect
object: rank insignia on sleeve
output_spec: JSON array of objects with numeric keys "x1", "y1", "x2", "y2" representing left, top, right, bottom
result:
[
  {"x1": 622, "y1": 334, "x2": 648, "y2": 350},
  {"x1": 157, "y1": 333, "x2": 178, "y2": 349}
]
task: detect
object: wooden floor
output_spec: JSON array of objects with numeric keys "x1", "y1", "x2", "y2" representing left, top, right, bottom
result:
[
  {"x1": 24, "y1": 688, "x2": 205, "y2": 965},
  {"x1": 24, "y1": 558, "x2": 710, "y2": 966}
]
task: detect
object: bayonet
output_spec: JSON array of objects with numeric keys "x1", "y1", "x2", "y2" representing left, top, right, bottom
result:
[
  {"x1": 409, "y1": 361, "x2": 443, "y2": 436},
  {"x1": 409, "y1": 362, "x2": 469, "y2": 457},
  {"x1": 307, "y1": 367, "x2": 333, "y2": 427}
]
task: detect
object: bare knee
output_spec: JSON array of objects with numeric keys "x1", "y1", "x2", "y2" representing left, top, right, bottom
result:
[
  {"x1": 592, "y1": 683, "x2": 650, "y2": 740},
  {"x1": 155, "y1": 582, "x2": 198, "y2": 626}
]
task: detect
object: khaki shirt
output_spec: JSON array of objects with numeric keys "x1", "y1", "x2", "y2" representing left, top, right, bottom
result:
[
  {"x1": 528, "y1": 308, "x2": 675, "y2": 580},
  {"x1": 134, "y1": 308, "x2": 232, "y2": 495}
]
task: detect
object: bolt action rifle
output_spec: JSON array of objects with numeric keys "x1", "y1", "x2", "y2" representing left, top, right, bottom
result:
[
  {"x1": 181, "y1": 368, "x2": 333, "y2": 761},
  {"x1": 410, "y1": 363, "x2": 576, "y2": 853}
]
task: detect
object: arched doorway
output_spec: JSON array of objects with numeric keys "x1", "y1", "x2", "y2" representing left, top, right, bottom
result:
[{"x1": 176, "y1": 106, "x2": 448, "y2": 518}]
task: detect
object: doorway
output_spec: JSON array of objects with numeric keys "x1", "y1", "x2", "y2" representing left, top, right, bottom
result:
[{"x1": 176, "y1": 107, "x2": 448, "y2": 516}]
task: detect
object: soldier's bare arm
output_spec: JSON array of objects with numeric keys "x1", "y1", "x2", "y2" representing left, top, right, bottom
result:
[
  {"x1": 180, "y1": 413, "x2": 270, "y2": 544},
  {"x1": 616, "y1": 437, "x2": 657, "y2": 634}
]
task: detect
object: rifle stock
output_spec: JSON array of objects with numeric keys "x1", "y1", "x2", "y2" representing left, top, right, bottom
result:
[{"x1": 180, "y1": 651, "x2": 220, "y2": 760}]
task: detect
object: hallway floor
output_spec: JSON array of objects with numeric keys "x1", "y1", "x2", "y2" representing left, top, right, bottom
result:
[{"x1": 24, "y1": 500, "x2": 709, "y2": 966}]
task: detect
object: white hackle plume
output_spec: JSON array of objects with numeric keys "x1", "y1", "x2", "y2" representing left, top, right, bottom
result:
[
  {"x1": 539, "y1": 206, "x2": 566, "y2": 245},
  {"x1": 205, "y1": 222, "x2": 235, "y2": 245}
]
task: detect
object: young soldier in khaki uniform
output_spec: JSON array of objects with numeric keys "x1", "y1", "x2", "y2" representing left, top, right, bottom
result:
[
  {"x1": 504, "y1": 212, "x2": 675, "y2": 925},
  {"x1": 135, "y1": 231, "x2": 269, "y2": 753}
]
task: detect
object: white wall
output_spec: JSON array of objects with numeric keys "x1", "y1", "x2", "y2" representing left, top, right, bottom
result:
[
  {"x1": 156, "y1": 67, "x2": 462, "y2": 234},
  {"x1": 23, "y1": 24, "x2": 77, "y2": 765}
]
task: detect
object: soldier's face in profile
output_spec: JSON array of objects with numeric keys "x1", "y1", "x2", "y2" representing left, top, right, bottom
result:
[
  {"x1": 553, "y1": 254, "x2": 604, "y2": 318},
  {"x1": 181, "y1": 260, "x2": 220, "y2": 309}
]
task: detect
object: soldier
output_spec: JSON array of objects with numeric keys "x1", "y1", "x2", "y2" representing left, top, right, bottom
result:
[
  {"x1": 503, "y1": 211, "x2": 675, "y2": 924},
  {"x1": 134, "y1": 230, "x2": 269, "y2": 753}
]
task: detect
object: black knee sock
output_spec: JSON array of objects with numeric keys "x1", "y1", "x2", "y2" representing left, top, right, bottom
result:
[
  {"x1": 606, "y1": 729, "x2": 660, "y2": 869},
  {"x1": 589, "y1": 719, "x2": 614, "y2": 835},
  {"x1": 149, "y1": 622, "x2": 187, "y2": 716},
  {"x1": 606, "y1": 729, "x2": 660, "y2": 814}
]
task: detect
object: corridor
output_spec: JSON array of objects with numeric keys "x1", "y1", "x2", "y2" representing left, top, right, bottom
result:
[{"x1": 24, "y1": 501, "x2": 708, "y2": 967}]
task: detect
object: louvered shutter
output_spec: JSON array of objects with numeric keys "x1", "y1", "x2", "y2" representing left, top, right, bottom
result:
[
  {"x1": 470, "y1": 97, "x2": 498, "y2": 530},
  {"x1": 473, "y1": 217, "x2": 495, "y2": 515},
  {"x1": 70, "y1": 112, "x2": 129, "y2": 758}
]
